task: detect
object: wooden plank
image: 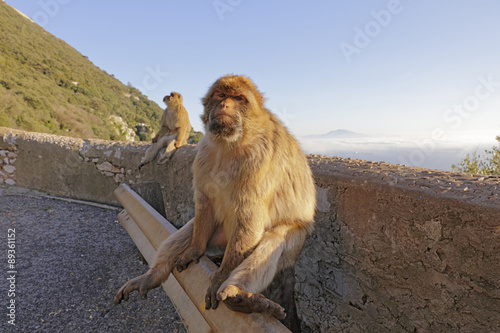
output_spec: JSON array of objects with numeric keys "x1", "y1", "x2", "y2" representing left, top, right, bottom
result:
[
  {"x1": 117, "y1": 210, "x2": 211, "y2": 333},
  {"x1": 130, "y1": 181, "x2": 166, "y2": 218},
  {"x1": 114, "y1": 183, "x2": 291, "y2": 333}
]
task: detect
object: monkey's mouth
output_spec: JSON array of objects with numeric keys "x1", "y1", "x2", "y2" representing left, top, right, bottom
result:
[{"x1": 208, "y1": 115, "x2": 240, "y2": 137}]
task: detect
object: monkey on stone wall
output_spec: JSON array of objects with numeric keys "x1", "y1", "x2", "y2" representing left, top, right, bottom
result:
[
  {"x1": 138, "y1": 92, "x2": 191, "y2": 170},
  {"x1": 116, "y1": 75, "x2": 316, "y2": 320}
]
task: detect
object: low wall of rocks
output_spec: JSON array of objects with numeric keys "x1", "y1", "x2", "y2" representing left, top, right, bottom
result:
[{"x1": 1, "y1": 126, "x2": 499, "y2": 332}]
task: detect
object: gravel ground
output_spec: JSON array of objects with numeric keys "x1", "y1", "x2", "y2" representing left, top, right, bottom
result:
[{"x1": 0, "y1": 186, "x2": 187, "y2": 333}]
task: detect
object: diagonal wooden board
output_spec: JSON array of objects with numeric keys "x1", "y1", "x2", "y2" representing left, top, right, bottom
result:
[
  {"x1": 114, "y1": 183, "x2": 291, "y2": 333},
  {"x1": 117, "y1": 210, "x2": 211, "y2": 333}
]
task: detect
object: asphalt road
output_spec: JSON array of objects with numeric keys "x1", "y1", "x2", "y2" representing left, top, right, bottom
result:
[{"x1": 0, "y1": 186, "x2": 186, "y2": 333}]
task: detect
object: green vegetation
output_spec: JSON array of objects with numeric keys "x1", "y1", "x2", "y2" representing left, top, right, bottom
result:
[
  {"x1": 0, "y1": 2, "x2": 164, "y2": 141},
  {"x1": 452, "y1": 134, "x2": 500, "y2": 175},
  {"x1": 189, "y1": 128, "x2": 203, "y2": 144}
]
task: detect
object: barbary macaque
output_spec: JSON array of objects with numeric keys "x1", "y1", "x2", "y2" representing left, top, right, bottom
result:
[
  {"x1": 138, "y1": 92, "x2": 191, "y2": 170},
  {"x1": 115, "y1": 75, "x2": 316, "y2": 320}
]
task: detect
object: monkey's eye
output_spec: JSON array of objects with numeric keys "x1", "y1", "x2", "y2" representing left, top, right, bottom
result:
[
  {"x1": 218, "y1": 93, "x2": 226, "y2": 98},
  {"x1": 234, "y1": 95, "x2": 244, "y2": 101}
]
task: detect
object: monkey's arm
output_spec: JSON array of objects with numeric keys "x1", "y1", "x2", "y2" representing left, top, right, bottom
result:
[
  {"x1": 152, "y1": 110, "x2": 170, "y2": 142},
  {"x1": 153, "y1": 125, "x2": 169, "y2": 142},
  {"x1": 205, "y1": 207, "x2": 266, "y2": 310},
  {"x1": 174, "y1": 126, "x2": 189, "y2": 148},
  {"x1": 175, "y1": 194, "x2": 217, "y2": 271}
]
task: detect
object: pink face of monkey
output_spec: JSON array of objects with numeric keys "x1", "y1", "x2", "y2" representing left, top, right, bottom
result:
[
  {"x1": 206, "y1": 89, "x2": 248, "y2": 141},
  {"x1": 202, "y1": 75, "x2": 266, "y2": 143}
]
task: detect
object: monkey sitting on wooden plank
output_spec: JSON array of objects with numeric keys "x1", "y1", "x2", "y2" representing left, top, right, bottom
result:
[{"x1": 116, "y1": 75, "x2": 316, "y2": 320}]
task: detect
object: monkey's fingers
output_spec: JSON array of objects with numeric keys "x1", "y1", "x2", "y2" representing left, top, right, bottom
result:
[
  {"x1": 223, "y1": 295, "x2": 243, "y2": 306},
  {"x1": 114, "y1": 273, "x2": 160, "y2": 305},
  {"x1": 139, "y1": 287, "x2": 150, "y2": 300},
  {"x1": 176, "y1": 256, "x2": 202, "y2": 272},
  {"x1": 174, "y1": 258, "x2": 190, "y2": 272},
  {"x1": 175, "y1": 247, "x2": 203, "y2": 272},
  {"x1": 114, "y1": 282, "x2": 136, "y2": 305},
  {"x1": 205, "y1": 288, "x2": 219, "y2": 310},
  {"x1": 114, "y1": 290, "x2": 125, "y2": 305}
]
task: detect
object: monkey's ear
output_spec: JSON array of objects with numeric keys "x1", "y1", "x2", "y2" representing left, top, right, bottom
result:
[
  {"x1": 200, "y1": 96, "x2": 209, "y2": 124},
  {"x1": 200, "y1": 112, "x2": 208, "y2": 124},
  {"x1": 201, "y1": 90, "x2": 214, "y2": 110}
]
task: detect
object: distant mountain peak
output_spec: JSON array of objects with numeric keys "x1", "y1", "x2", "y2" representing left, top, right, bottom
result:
[
  {"x1": 325, "y1": 129, "x2": 360, "y2": 137},
  {"x1": 305, "y1": 129, "x2": 369, "y2": 139}
]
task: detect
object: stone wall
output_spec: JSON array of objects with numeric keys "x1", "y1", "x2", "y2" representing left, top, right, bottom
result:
[
  {"x1": 0, "y1": 127, "x2": 194, "y2": 218},
  {"x1": 0, "y1": 143, "x2": 17, "y2": 185},
  {"x1": 1, "y1": 126, "x2": 499, "y2": 332},
  {"x1": 300, "y1": 157, "x2": 500, "y2": 332}
]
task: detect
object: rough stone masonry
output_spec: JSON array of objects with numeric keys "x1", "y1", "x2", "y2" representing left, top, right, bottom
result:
[{"x1": 1, "y1": 126, "x2": 499, "y2": 332}]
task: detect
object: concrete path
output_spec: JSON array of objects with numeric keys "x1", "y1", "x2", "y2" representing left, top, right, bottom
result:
[{"x1": 0, "y1": 186, "x2": 186, "y2": 333}]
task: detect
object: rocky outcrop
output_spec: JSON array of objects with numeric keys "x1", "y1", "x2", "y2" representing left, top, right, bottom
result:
[{"x1": 109, "y1": 115, "x2": 137, "y2": 142}]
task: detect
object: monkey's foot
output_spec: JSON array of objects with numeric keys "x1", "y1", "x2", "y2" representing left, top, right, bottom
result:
[
  {"x1": 218, "y1": 285, "x2": 286, "y2": 320},
  {"x1": 157, "y1": 149, "x2": 176, "y2": 165},
  {"x1": 137, "y1": 161, "x2": 149, "y2": 171},
  {"x1": 114, "y1": 271, "x2": 162, "y2": 305}
]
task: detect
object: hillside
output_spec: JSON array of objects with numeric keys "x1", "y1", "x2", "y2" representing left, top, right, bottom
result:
[{"x1": 0, "y1": 2, "x2": 163, "y2": 141}]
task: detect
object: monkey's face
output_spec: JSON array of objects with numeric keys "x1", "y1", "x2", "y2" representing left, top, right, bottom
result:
[
  {"x1": 164, "y1": 92, "x2": 182, "y2": 107},
  {"x1": 205, "y1": 90, "x2": 246, "y2": 142}
]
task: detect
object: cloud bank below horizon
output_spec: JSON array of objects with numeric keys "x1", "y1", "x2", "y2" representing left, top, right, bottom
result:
[{"x1": 299, "y1": 134, "x2": 497, "y2": 171}]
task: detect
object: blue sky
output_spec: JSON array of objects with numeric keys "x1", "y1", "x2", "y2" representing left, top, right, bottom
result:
[{"x1": 5, "y1": 0, "x2": 500, "y2": 143}]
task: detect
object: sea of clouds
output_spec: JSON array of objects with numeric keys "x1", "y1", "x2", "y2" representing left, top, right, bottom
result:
[{"x1": 299, "y1": 134, "x2": 497, "y2": 171}]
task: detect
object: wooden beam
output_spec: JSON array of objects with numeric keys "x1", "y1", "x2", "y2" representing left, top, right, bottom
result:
[
  {"x1": 114, "y1": 183, "x2": 291, "y2": 333},
  {"x1": 130, "y1": 181, "x2": 167, "y2": 218},
  {"x1": 117, "y1": 210, "x2": 211, "y2": 333}
]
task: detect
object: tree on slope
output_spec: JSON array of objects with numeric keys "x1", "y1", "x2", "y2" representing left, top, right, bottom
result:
[{"x1": 452, "y1": 134, "x2": 500, "y2": 175}]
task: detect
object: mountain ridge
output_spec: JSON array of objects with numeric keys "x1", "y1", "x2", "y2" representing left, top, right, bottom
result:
[{"x1": 0, "y1": 1, "x2": 164, "y2": 141}]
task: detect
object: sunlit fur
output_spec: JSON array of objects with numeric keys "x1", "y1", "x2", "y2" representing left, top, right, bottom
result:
[{"x1": 115, "y1": 75, "x2": 316, "y2": 319}]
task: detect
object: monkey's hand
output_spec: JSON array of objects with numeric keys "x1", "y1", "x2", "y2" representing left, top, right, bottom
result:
[
  {"x1": 114, "y1": 272, "x2": 162, "y2": 305},
  {"x1": 205, "y1": 270, "x2": 228, "y2": 310},
  {"x1": 174, "y1": 246, "x2": 203, "y2": 272},
  {"x1": 152, "y1": 136, "x2": 158, "y2": 143}
]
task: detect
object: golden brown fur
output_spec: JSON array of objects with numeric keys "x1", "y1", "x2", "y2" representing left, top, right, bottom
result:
[
  {"x1": 115, "y1": 75, "x2": 316, "y2": 319},
  {"x1": 138, "y1": 92, "x2": 191, "y2": 169}
]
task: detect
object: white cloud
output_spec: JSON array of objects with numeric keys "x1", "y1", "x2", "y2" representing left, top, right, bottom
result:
[{"x1": 299, "y1": 133, "x2": 497, "y2": 171}]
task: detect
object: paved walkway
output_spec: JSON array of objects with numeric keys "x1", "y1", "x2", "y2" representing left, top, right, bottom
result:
[{"x1": 0, "y1": 186, "x2": 186, "y2": 333}]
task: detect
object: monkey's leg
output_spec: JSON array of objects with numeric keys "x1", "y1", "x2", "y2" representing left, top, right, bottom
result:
[
  {"x1": 138, "y1": 138, "x2": 168, "y2": 170},
  {"x1": 175, "y1": 126, "x2": 190, "y2": 147},
  {"x1": 114, "y1": 218, "x2": 194, "y2": 304},
  {"x1": 157, "y1": 135, "x2": 177, "y2": 165},
  {"x1": 138, "y1": 145, "x2": 156, "y2": 170},
  {"x1": 217, "y1": 224, "x2": 307, "y2": 320}
]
